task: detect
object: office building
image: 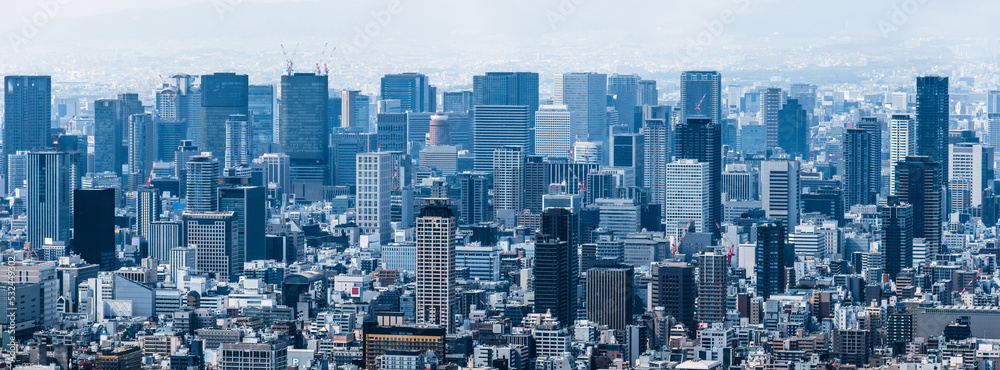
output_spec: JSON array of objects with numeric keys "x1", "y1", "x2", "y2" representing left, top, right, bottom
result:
[
  {"x1": 856, "y1": 116, "x2": 882, "y2": 199},
  {"x1": 218, "y1": 342, "x2": 287, "y2": 370},
  {"x1": 915, "y1": 76, "x2": 949, "y2": 180},
  {"x1": 761, "y1": 159, "x2": 800, "y2": 232},
  {"x1": 890, "y1": 113, "x2": 915, "y2": 194},
  {"x1": 534, "y1": 105, "x2": 577, "y2": 158},
  {"x1": 586, "y1": 266, "x2": 634, "y2": 330},
  {"x1": 610, "y1": 133, "x2": 644, "y2": 185},
  {"x1": 224, "y1": 114, "x2": 252, "y2": 169},
  {"x1": 459, "y1": 172, "x2": 491, "y2": 225},
  {"x1": 472, "y1": 72, "x2": 539, "y2": 125},
  {"x1": 3, "y1": 76, "x2": 51, "y2": 175},
  {"x1": 881, "y1": 196, "x2": 913, "y2": 278},
  {"x1": 377, "y1": 113, "x2": 408, "y2": 152},
  {"x1": 553, "y1": 73, "x2": 607, "y2": 142},
  {"x1": 696, "y1": 252, "x2": 727, "y2": 324},
  {"x1": 675, "y1": 117, "x2": 722, "y2": 239},
  {"x1": 184, "y1": 211, "x2": 240, "y2": 282},
  {"x1": 650, "y1": 262, "x2": 696, "y2": 334},
  {"x1": 73, "y1": 189, "x2": 117, "y2": 271},
  {"x1": 638, "y1": 79, "x2": 658, "y2": 106},
  {"x1": 844, "y1": 128, "x2": 875, "y2": 206},
  {"x1": 381, "y1": 73, "x2": 432, "y2": 112},
  {"x1": 201, "y1": 73, "x2": 249, "y2": 159},
  {"x1": 220, "y1": 186, "x2": 266, "y2": 262},
  {"x1": 473, "y1": 105, "x2": 531, "y2": 171},
  {"x1": 642, "y1": 105, "x2": 670, "y2": 218},
  {"x1": 357, "y1": 152, "x2": 394, "y2": 242},
  {"x1": 127, "y1": 113, "x2": 155, "y2": 187},
  {"x1": 664, "y1": 160, "x2": 710, "y2": 236},
  {"x1": 280, "y1": 73, "x2": 330, "y2": 197},
  {"x1": 136, "y1": 186, "x2": 161, "y2": 238},
  {"x1": 428, "y1": 114, "x2": 450, "y2": 146},
  {"x1": 341, "y1": 90, "x2": 370, "y2": 129},
  {"x1": 948, "y1": 142, "x2": 993, "y2": 210},
  {"x1": 760, "y1": 87, "x2": 782, "y2": 150},
  {"x1": 6, "y1": 151, "x2": 29, "y2": 195},
  {"x1": 248, "y1": 84, "x2": 275, "y2": 154},
  {"x1": 27, "y1": 152, "x2": 71, "y2": 248},
  {"x1": 777, "y1": 99, "x2": 808, "y2": 158},
  {"x1": 492, "y1": 146, "x2": 524, "y2": 221},
  {"x1": 93, "y1": 98, "x2": 124, "y2": 175},
  {"x1": 895, "y1": 156, "x2": 943, "y2": 259},
  {"x1": 443, "y1": 90, "x2": 472, "y2": 113},
  {"x1": 150, "y1": 221, "x2": 182, "y2": 264},
  {"x1": 755, "y1": 222, "x2": 787, "y2": 299},
  {"x1": 158, "y1": 75, "x2": 201, "y2": 146},
  {"x1": 415, "y1": 200, "x2": 457, "y2": 333},
  {"x1": 185, "y1": 153, "x2": 220, "y2": 212},
  {"x1": 608, "y1": 74, "x2": 640, "y2": 132},
  {"x1": 679, "y1": 71, "x2": 722, "y2": 138}
]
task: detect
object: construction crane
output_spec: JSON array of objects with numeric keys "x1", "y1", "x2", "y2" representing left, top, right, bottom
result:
[
  {"x1": 143, "y1": 159, "x2": 158, "y2": 186},
  {"x1": 957, "y1": 269, "x2": 982, "y2": 294},
  {"x1": 280, "y1": 43, "x2": 300, "y2": 76},
  {"x1": 694, "y1": 92, "x2": 708, "y2": 114},
  {"x1": 714, "y1": 219, "x2": 737, "y2": 263},
  {"x1": 670, "y1": 220, "x2": 693, "y2": 255}
]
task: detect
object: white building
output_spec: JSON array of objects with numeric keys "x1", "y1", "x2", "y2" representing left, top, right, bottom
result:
[
  {"x1": 357, "y1": 152, "x2": 394, "y2": 242},
  {"x1": 760, "y1": 159, "x2": 800, "y2": 232},
  {"x1": 492, "y1": 146, "x2": 524, "y2": 220},
  {"x1": 534, "y1": 104, "x2": 576, "y2": 158},
  {"x1": 889, "y1": 113, "x2": 915, "y2": 195},
  {"x1": 664, "y1": 160, "x2": 710, "y2": 237},
  {"x1": 949, "y1": 142, "x2": 990, "y2": 209}
]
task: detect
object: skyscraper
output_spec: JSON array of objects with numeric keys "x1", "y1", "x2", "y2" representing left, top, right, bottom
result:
[
  {"x1": 755, "y1": 221, "x2": 787, "y2": 299},
  {"x1": 844, "y1": 128, "x2": 875, "y2": 206},
  {"x1": 610, "y1": 133, "x2": 644, "y2": 185},
  {"x1": 679, "y1": 71, "x2": 722, "y2": 138},
  {"x1": 225, "y1": 114, "x2": 252, "y2": 169},
  {"x1": 696, "y1": 252, "x2": 728, "y2": 324},
  {"x1": 608, "y1": 74, "x2": 640, "y2": 132},
  {"x1": 895, "y1": 156, "x2": 943, "y2": 259},
  {"x1": 157, "y1": 75, "x2": 201, "y2": 146},
  {"x1": 586, "y1": 266, "x2": 634, "y2": 330},
  {"x1": 760, "y1": 87, "x2": 783, "y2": 151},
  {"x1": 415, "y1": 200, "x2": 457, "y2": 333},
  {"x1": 248, "y1": 84, "x2": 275, "y2": 154},
  {"x1": 777, "y1": 99, "x2": 808, "y2": 158},
  {"x1": 948, "y1": 142, "x2": 993, "y2": 211},
  {"x1": 184, "y1": 211, "x2": 240, "y2": 282},
  {"x1": 220, "y1": 186, "x2": 266, "y2": 263},
  {"x1": 880, "y1": 196, "x2": 913, "y2": 278},
  {"x1": 459, "y1": 172, "x2": 491, "y2": 225},
  {"x1": 443, "y1": 90, "x2": 473, "y2": 114},
  {"x1": 381, "y1": 73, "x2": 432, "y2": 112},
  {"x1": 26, "y1": 152, "x2": 71, "y2": 248},
  {"x1": 340, "y1": 90, "x2": 370, "y2": 130},
  {"x1": 650, "y1": 262, "x2": 696, "y2": 335},
  {"x1": 93, "y1": 98, "x2": 123, "y2": 175},
  {"x1": 915, "y1": 76, "x2": 949, "y2": 180},
  {"x1": 856, "y1": 117, "x2": 883, "y2": 200},
  {"x1": 73, "y1": 189, "x2": 116, "y2": 270},
  {"x1": 280, "y1": 73, "x2": 330, "y2": 195},
  {"x1": 638, "y1": 80, "x2": 658, "y2": 106},
  {"x1": 357, "y1": 152, "x2": 393, "y2": 242},
  {"x1": 127, "y1": 113, "x2": 155, "y2": 186},
  {"x1": 376, "y1": 113, "x2": 408, "y2": 152},
  {"x1": 534, "y1": 105, "x2": 576, "y2": 158},
  {"x1": 674, "y1": 118, "x2": 722, "y2": 239},
  {"x1": 553, "y1": 73, "x2": 607, "y2": 143},
  {"x1": 492, "y1": 146, "x2": 525, "y2": 221},
  {"x1": 663, "y1": 160, "x2": 710, "y2": 236},
  {"x1": 989, "y1": 90, "x2": 1000, "y2": 114},
  {"x1": 201, "y1": 72, "x2": 249, "y2": 159},
  {"x1": 2, "y1": 76, "x2": 51, "y2": 176},
  {"x1": 472, "y1": 105, "x2": 531, "y2": 171},
  {"x1": 890, "y1": 114, "x2": 915, "y2": 195},
  {"x1": 761, "y1": 159, "x2": 800, "y2": 232},
  {"x1": 185, "y1": 153, "x2": 221, "y2": 212},
  {"x1": 642, "y1": 105, "x2": 670, "y2": 219},
  {"x1": 472, "y1": 72, "x2": 539, "y2": 125},
  {"x1": 136, "y1": 186, "x2": 161, "y2": 239}
]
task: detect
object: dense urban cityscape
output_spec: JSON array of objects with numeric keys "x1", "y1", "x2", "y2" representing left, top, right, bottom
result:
[{"x1": 3, "y1": 1, "x2": 1000, "y2": 370}]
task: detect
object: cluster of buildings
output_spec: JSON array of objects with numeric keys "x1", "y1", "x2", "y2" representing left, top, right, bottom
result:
[{"x1": 1, "y1": 68, "x2": 1000, "y2": 370}]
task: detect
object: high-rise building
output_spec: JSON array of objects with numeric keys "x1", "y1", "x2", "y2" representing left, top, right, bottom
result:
[
  {"x1": 280, "y1": 73, "x2": 330, "y2": 196},
  {"x1": 761, "y1": 159, "x2": 800, "y2": 232},
  {"x1": 340, "y1": 90, "x2": 370, "y2": 129},
  {"x1": 381, "y1": 73, "x2": 432, "y2": 112},
  {"x1": 881, "y1": 196, "x2": 913, "y2": 278},
  {"x1": 94, "y1": 98, "x2": 123, "y2": 175},
  {"x1": 415, "y1": 200, "x2": 457, "y2": 333},
  {"x1": 536, "y1": 207, "x2": 580, "y2": 325},
  {"x1": 915, "y1": 76, "x2": 949, "y2": 180},
  {"x1": 663, "y1": 160, "x2": 710, "y2": 236},
  {"x1": 534, "y1": 105, "x2": 577, "y2": 158},
  {"x1": 650, "y1": 262, "x2": 695, "y2": 334},
  {"x1": 844, "y1": 128, "x2": 875, "y2": 207},
  {"x1": 150, "y1": 221, "x2": 182, "y2": 264},
  {"x1": 443, "y1": 90, "x2": 473, "y2": 113},
  {"x1": 586, "y1": 266, "x2": 634, "y2": 330},
  {"x1": 610, "y1": 133, "x2": 644, "y2": 185},
  {"x1": 135, "y1": 186, "x2": 161, "y2": 238},
  {"x1": 679, "y1": 71, "x2": 722, "y2": 136},
  {"x1": 157, "y1": 75, "x2": 201, "y2": 146},
  {"x1": 220, "y1": 186, "x2": 266, "y2": 263},
  {"x1": 760, "y1": 87, "x2": 783, "y2": 150},
  {"x1": 27, "y1": 152, "x2": 71, "y2": 248},
  {"x1": 856, "y1": 117, "x2": 883, "y2": 200},
  {"x1": 185, "y1": 153, "x2": 221, "y2": 212},
  {"x1": 428, "y1": 114, "x2": 450, "y2": 146},
  {"x1": 989, "y1": 90, "x2": 1000, "y2": 114},
  {"x1": 201, "y1": 73, "x2": 249, "y2": 159},
  {"x1": 6, "y1": 151, "x2": 29, "y2": 195},
  {"x1": 895, "y1": 156, "x2": 943, "y2": 260},
  {"x1": 357, "y1": 152, "x2": 393, "y2": 242},
  {"x1": 890, "y1": 114, "x2": 915, "y2": 194},
  {"x1": 948, "y1": 142, "x2": 993, "y2": 211},
  {"x1": 73, "y1": 189, "x2": 117, "y2": 271},
  {"x1": 755, "y1": 221, "x2": 787, "y2": 299},
  {"x1": 224, "y1": 114, "x2": 252, "y2": 169},
  {"x1": 127, "y1": 113, "x2": 155, "y2": 186},
  {"x1": 674, "y1": 117, "x2": 722, "y2": 239},
  {"x1": 696, "y1": 252, "x2": 727, "y2": 324},
  {"x1": 553, "y1": 73, "x2": 607, "y2": 143},
  {"x1": 3, "y1": 76, "x2": 51, "y2": 175},
  {"x1": 459, "y1": 172, "x2": 491, "y2": 225},
  {"x1": 638, "y1": 80, "x2": 658, "y2": 106},
  {"x1": 642, "y1": 105, "x2": 670, "y2": 219},
  {"x1": 492, "y1": 146, "x2": 525, "y2": 221},
  {"x1": 608, "y1": 74, "x2": 640, "y2": 132},
  {"x1": 248, "y1": 84, "x2": 275, "y2": 154},
  {"x1": 254, "y1": 152, "x2": 290, "y2": 199},
  {"x1": 154, "y1": 119, "x2": 186, "y2": 163},
  {"x1": 472, "y1": 72, "x2": 539, "y2": 126},
  {"x1": 376, "y1": 113, "x2": 408, "y2": 152},
  {"x1": 472, "y1": 105, "x2": 531, "y2": 171},
  {"x1": 777, "y1": 99, "x2": 808, "y2": 158},
  {"x1": 184, "y1": 211, "x2": 240, "y2": 282}
]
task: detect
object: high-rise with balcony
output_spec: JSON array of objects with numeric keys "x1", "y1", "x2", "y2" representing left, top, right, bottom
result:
[{"x1": 415, "y1": 200, "x2": 457, "y2": 333}]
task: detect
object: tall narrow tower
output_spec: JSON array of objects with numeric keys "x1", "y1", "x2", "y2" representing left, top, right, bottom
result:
[{"x1": 416, "y1": 199, "x2": 457, "y2": 333}]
